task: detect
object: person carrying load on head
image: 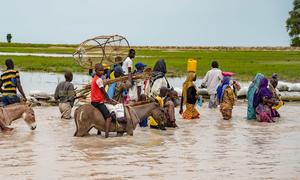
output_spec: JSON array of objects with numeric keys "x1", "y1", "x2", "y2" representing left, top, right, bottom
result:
[
  {"x1": 54, "y1": 71, "x2": 76, "y2": 119},
  {"x1": 90, "y1": 63, "x2": 116, "y2": 138},
  {"x1": 180, "y1": 72, "x2": 200, "y2": 120},
  {"x1": 0, "y1": 58, "x2": 27, "y2": 106}
]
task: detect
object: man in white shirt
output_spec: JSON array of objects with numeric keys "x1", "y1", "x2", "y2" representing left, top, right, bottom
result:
[
  {"x1": 201, "y1": 60, "x2": 223, "y2": 108},
  {"x1": 128, "y1": 62, "x2": 147, "y2": 101},
  {"x1": 122, "y1": 49, "x2": 135, "y2": 75}
]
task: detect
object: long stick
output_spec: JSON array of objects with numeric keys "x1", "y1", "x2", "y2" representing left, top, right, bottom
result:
[{"x1": 75, "y1": 68, "x2": 152, "y2": 98}]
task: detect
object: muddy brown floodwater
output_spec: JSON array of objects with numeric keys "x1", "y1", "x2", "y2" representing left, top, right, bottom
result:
[{"x1": 1, "y1": 102, "x2": 300, "y2": 180}]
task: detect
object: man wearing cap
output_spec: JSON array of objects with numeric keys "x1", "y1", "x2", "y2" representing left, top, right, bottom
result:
[
  {"x1": 101, "y1": 63, "x2": 111, "y2": 80},
  {"x1": 91, "y1": 63, "x2": 115, "y2": 138},
  {"x1": 129, "y1": 62, "x2": 147, "y2": 101},
  {"x1": 113, "y1": 66, "x2": 133, "y2": 103},
  {"x1": 89, "y1": 63, "x2": 110, "y2": 80}
]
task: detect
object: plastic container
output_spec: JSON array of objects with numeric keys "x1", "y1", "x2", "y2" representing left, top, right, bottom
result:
[
  {"x1": 187, "y1": 59, "x2": 197, "y2": 72},
  {"x1": 197, "y1": 96, "x2": 203, "y2": 107}
]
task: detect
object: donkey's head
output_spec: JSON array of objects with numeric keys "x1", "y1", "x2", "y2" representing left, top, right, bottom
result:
[
  {"x1": 149, "y1": 107, "x2": 167, "y2": 130},
  {"x1": 22, "y1": 107, "x2": 36, "y2": 130}
]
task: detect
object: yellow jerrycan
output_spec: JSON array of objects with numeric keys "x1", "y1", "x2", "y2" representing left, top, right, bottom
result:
[{"x1": 187, "y1": 59, "x2": 197, "y2": 72}]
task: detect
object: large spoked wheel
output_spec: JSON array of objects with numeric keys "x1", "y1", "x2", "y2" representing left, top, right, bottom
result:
[{"x1": 73, "y1": 35, "x2": 130, "y2": 69}]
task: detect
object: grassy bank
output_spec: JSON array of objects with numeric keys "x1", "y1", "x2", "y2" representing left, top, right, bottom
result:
[
  {"x1": 0, "y1": 42, "x2": 76, "y2": 54},
  {"x1": 0, "y1": 43, "x2": 300, "y2": 81},
  {"x1": 0, "y1": 55, "x2": 82, "y2": 73}
]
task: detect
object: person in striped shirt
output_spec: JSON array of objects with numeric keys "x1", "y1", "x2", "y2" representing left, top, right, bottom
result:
[{"x1": 0, "y1": 59, "x2": 27, "y2": 106}]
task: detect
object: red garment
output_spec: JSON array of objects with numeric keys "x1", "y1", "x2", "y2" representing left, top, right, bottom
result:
[{"x1": 91, "y1": 75, "x2": 105, "y2": 103}]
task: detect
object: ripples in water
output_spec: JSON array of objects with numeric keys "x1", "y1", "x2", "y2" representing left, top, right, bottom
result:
[{"x1": 0, "y1": 103, "x2": 300, "y2": 179}]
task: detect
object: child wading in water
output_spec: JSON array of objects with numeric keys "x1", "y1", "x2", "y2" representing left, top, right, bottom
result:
[
  {"x1": 179, "y1": 72, "x2": 200, "y2": 119},
  {"x1": 54, "y1": 71, "x2": 75, "y2": 119},
  {"x1": 217, "y1": 76, "x2": 235, "y2": 120}
]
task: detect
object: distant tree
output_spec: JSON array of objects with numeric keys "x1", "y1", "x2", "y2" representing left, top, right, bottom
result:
[
  {"x1": 286, "y1": 0, "x2": 300, "y2": 47},
  {"x1": 6, "y1": 33, "x2": 12, "y2": 43}
]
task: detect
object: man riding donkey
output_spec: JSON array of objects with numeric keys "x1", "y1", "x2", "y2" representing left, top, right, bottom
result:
[
  {"x1": 74, "y1": 64, "x2": 161, "y2": 137},
  {"x1": 90, "y1": 63, "x2": 116, "y2": 138},
  {"x1": 0, "y1": 59, "x2": 27, "y2": 132}
]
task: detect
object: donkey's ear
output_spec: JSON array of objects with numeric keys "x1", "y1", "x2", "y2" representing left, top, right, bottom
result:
[
  {"x1": 153, "y1": 98, "x2": 160, "y2": 104},
  {"x1": 148, "y1": 96, "x2": 156, "y2": 103},
  {"x1": 27, "y1": 102, "x2": 33, "y2": 107}
]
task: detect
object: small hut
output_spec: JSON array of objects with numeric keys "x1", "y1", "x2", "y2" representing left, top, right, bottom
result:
[{"x1": 73, "y1": 35, "x2": 130, "y2": 69}]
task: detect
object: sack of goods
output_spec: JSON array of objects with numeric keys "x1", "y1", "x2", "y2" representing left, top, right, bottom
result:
[{"x1": 105, "y1": 103, "x2": 125, "y2": 119}]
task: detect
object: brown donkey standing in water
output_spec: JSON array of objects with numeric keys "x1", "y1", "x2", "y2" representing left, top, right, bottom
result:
[
  {"x1": 0, "y1": 103, "x2": 36, "y2": 132},
  {"x1": 74, "y1": 101, "x2": 163, "y2": 137}
]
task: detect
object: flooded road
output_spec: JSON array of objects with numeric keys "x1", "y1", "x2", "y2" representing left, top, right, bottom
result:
[{"x1": 1, "y1": 102, "x2": 300, "y2": 179}]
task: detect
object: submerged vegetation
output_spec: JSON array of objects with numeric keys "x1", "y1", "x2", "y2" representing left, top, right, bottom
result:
[{"x1": 0, "y1": 43, "x2": 300, "y2": 81}]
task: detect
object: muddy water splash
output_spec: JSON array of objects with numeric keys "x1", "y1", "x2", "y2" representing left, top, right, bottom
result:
[{"x1": 1, "y1": 103, "x2": 300, "y2": 179}]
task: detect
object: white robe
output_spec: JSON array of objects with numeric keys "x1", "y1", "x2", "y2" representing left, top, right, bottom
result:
[{"x1": 202, "y1": 68, "x2": 223, "y2": 95}]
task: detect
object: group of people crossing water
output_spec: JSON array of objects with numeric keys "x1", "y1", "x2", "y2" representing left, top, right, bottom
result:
[
  {"x1": 0, "y1": 49, "x2": 283, "y2": 135},
  {"x1": 54, "y1": 49, "x2": 283, "y2": 137},
  {"x1": 247, "y1": 73, "x2": 282, "y2": 122}
]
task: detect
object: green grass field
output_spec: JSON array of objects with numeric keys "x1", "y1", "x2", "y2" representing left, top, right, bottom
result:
[
  {"x1": 0, "y1": 42, "x2": 76, "y2": 54},
  {"x1": 0, "y1": 43, "x2": 300, "y2": 81}
]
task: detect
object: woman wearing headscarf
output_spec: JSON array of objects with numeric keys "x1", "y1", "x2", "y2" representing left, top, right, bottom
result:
[
  {"x1": 247, "y1": 73, "x2": 264, "y2": 120},
  {"x1": 217, "y1": 76, "x2": 235, "y2": 120},
  {"x1": 179, "y1": 72, "x2": 200, "y2": 119},
  {"x1": 253, "y1": 78, "x2": 277, "y2": 122},
  {"x1": 148, "y1": 59, "x2": 171, "y2": 96}
]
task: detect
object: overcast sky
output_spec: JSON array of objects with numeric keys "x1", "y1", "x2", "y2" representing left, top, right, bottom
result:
[{"x1": 0, "y1": 0, "x2": 293, "y2": 46}]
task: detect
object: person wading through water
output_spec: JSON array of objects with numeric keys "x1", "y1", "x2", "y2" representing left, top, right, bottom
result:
[
  {"x1": 201, "y1": 60, "x2": 223, "y2": 109},
  {"x1": 180, "y1": 72, "x2": 200, "y2": 119},
  {"x1": 54, "y1": 71, "x2": 76, "y2": 119},
  {"x1": 91, "y1": 63, "x2": 116, "y2": 138},
  {"x1": 164, "y1": 90, "x2": 179, "y2": 127}
]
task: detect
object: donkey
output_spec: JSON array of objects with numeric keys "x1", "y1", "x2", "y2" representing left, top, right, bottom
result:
[
  {"x1": 0, "y1": 103, "x2": 36, "y2": 132},
  {"x1": 73, "y1": 101, "x2": 162, "y2": 137}
]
